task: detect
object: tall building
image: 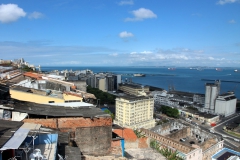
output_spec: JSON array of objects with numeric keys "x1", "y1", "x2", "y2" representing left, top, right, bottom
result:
[
  {"x1": 204, "y1": 80, "x2": 220, "y2": 113},
  {"x1": 118, "y1": 83, "x2": 150, "y2": 96},
  {"x1": 113, "y1": 75, "x2": 121, "y2": 90},
  {"x1": 96, "y1": 77, "x2": 107, "y2": 92},
  {"x1": 114, "y1": 96, "x2": 155, "y2": 129},
  {"x1": 106, "y1": 75, "x2": 114, "y2": 91},
  {"x1": 215, "y1": 92, "x2": 237, "y2": 117}
]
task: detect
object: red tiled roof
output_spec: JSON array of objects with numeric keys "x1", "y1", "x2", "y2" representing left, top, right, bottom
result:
[
  {"x1": 113, "y1": 128, "x2": 137, "y2": 142},
  {"x1": 23, "y1": 72, "x2": 42, "y2": 80}
]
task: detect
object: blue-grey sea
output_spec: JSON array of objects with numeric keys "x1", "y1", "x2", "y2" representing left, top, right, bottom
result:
[{"x1": 41, "y1": 66, "x2": 240, "y2": 99}]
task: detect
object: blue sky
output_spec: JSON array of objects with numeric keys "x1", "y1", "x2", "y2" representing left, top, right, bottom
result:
[{"x1": 0, "y1": 0, "x2": 239, "y2": 67}]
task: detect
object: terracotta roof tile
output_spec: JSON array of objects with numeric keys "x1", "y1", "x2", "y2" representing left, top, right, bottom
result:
[
  {"x1": 113, "y1": 128, "x2": 137, "y2": 142},
  {"x1": 23, "y1": 72, "x2": 42, "y2": 80}
]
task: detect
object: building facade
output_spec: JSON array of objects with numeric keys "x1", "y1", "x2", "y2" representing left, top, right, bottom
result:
[
  {"x1": 215, "y1": 92, "x2": 237, "y2": 117},
  {"x1": 204, "y1": 81, "x2": 220, "y2": 113},
  {"x1": 118, "y1": 83, "x2": 150, "y2": 96},
  {"x1": 114, "y1": 96, "x2": 155, "y2": 129}
]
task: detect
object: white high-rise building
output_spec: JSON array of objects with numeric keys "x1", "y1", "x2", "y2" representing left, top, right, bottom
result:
[{"x1": 204, "y1": 80, "x2": 220, "y2": 113}]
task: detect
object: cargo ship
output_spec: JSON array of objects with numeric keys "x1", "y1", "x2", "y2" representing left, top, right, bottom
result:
[{"x1": 133, "y1": 73, "x2": 145, "y2": 77}]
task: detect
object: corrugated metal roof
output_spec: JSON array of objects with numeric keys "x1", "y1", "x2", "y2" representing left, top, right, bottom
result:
[
  {"x1": 0, "y1": 120, "x2": 23, "y2": 148},
  {"x1": 10, "y1": 100, "x2": 110, "y2": 118},
  {"x1": 21, "y1": 123, "x2": 41, "y2": 130}
]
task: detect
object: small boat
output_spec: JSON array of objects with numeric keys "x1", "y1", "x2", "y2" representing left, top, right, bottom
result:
[
  {"x1": 216, "y1": 68, "x2": 222, "y2": 71},
  {"x1": 133, "y1": 73, "x2": 145, "y2": 77}
]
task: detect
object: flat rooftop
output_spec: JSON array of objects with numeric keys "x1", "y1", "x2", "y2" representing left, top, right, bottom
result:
[
  {"x1": 46, "y1": 102, "x2": 94, "y2": 107},
  {"x1": 181, "y1": 108, "x2": 218, "y2": 119},
  {"x1": 212, "y1": 148, "x2": 240, "y2": 160},
  {"x1": 10, "y1": 85, "x2": 64, "y2": 99},
  {"x1": 119, "y1": 83, "x2": 149, "y2": 89},
  {"x1": 116, "y1": 95, "x2": 152, "y2": 101}
]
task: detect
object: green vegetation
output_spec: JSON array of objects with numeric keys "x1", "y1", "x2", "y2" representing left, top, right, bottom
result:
[
  {"x1": 224, "y1": 130, "x2": 240, "y2": 138},
  {"x1": 186, "y1": 106, "x2": 198, "y2": 111},
  {"x1": 87, "y1": 86, "x2": 116, "y2": 104},
  {"x1": 104, "y1": 109, "x2": 114, "y2": 120},
  {"x1": 150, "y1": 139, "x2": 183, "y2": 160},
  {"x1": 21, "y1": 65, "x2": 34, "y2": 72},
  {"x1": 159, "y1": 106, "x2": 180, "y2": 118},
  {"x1": 133, "y1": 130, "x2": 146, "y2": 138}
]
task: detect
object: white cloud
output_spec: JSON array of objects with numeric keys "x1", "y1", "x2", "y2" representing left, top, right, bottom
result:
[
  {"x1": 130, "y1": 52, "x2": 137, "y2": 54},
  {"x1": 140, "y1": 51, "x2": 152, "y2": 54},
  {"x1": 28, "y1": 11, "x2": 44, "y2": 19},
  {"x1": 118, "y1": 0, "x2": 134, "y2": 5},
  {"x1": 125, "y1": 8, "x2": 157, "y2": 21},
  {"x1": 0, "y1": 4, "x2": 26, "y2": 23},
  {"x1": 119, "y1": 31, "x2": 134, "y2": 38},
  {"x1": 228, "y1": 19, "x2": 236, "y2": 23},
  {"x1": 217, "y1": 0, "x2": 240, "y2": 5},
  {"x1": 109, "y1": 53, "x2": 118, "y2": 56}
]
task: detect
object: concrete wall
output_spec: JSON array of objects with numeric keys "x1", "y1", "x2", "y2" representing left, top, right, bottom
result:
[
  {"x1": 10, "y1": 89, "x2": 64, "y2": 103},
  {"x1": 10, "y1": 89, "x2": 82, "y2": 104},
  {"x1": 75, "y1": 126, "x2": 112, "y2": 156},
  {"x1": 202, "y1": 141, "x2": 224, "y2": 160},
  {"x1": 45, "y1": 81, "x2": 67, "y2": 92},
  {"x1": 167, "y1": 127, "x2": 191, "y2": 140},
  {"x1": 140, "y1": 128, "x2": 194, "y2": 154},
  {"x1": 23, "y1": 117, "x2": 112, "y2": 132},
  {"x1": 68, "y1": 80, "x2": 87, "y2": 92},
  {"x1": 151, "y1": 120, "x2": 186, "y2": 135},
  {"x1": 24, "y1": 117, "x2": 112, "y2": 156}
]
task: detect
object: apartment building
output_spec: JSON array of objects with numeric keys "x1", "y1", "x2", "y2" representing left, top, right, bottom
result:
[
  {"x1": 118, "y1": 83, "x2": 150, "y2": 96},
  {"x1": 114, "y1": 96, "x2": 155, "y2": 129}
]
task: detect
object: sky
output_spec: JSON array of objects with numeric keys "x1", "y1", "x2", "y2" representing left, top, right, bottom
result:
[{"x1": 0, "y1": 0, "x2": 239, "y2": 67}]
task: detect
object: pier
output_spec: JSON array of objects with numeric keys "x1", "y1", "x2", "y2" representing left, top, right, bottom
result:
[{"x1": 201, "y1": 79, "x2": 240, "y2": 83}]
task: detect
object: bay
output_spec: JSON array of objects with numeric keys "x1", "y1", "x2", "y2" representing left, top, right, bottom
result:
[{"x1": 41, "y1": 66, "x2": 240, "y2": 99}]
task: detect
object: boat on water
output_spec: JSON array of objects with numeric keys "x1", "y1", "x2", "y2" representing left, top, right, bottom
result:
[
  {"x1": 133, "y1": 73, "x2": 145, "y2": 77},
  {"x1": 234, "y1": 69, "x2": 239, "y2": 72},
  {"x1": 216, "y1": 68, "x2": 222, "y2": 71},
  {"x1": 168, "y1": 68, "x2": 176, "y2": 70}
]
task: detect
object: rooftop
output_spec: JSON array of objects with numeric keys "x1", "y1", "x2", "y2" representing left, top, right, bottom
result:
[
  {"x1": 23, "y1": 72, "x2": 43, "y2": 80},
  {"x1": 116, "y1": 95, "x2": 153, "y2": 101},
  {"x1": 11, "y1": 85, "x2": 64, "y2": 99},
  {"x1": 119, "y1": 83, "x2": 149, "y2": 89},
  {"x1": 8, "y1": 100, "x2": 110, "y2": 118},
  {"x1": 0, "y1": 120, "x2": 23, "y2": 148},
  {"x1": 212, "y1": 148, "x2": 240, "y2": 160},
  {"x1": 113, "y1": 128, "x2": 137, "y2": 142},
  {"x1": 180, "y1": 108, "x2": 218, "y2": 119}
]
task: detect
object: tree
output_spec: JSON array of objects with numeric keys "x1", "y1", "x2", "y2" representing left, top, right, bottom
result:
[
  {"x1": 87, "y1": 86, "x2": 116, "y2": 104},
  {"x1": 159, "y1": 106, "x2": 179, "y2": 118},
  {"x1": 104, "y1": 109, "x2": 114, "y2": 120}
]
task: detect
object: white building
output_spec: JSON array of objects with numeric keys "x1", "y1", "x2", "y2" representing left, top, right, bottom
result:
[
  {"x1": 204, "y1": 80, "x2": 221, "y2": 114},
  {"x1": 114, "y1": 96, "x2": 155, "y2": 129},
  {"x1": 215, "y1": 92, "x2": 237, "y2": 117}
]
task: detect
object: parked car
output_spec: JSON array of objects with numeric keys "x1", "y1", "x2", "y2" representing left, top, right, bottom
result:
[
  {"x1": 209, "y1": 129, "x2": 215, "y2": 133},
  {"x1": 222, "y1": 134, "x2": 227, "y2": 138},
  {"x1": 234, "y1": 138, "x2": 240, "y2": 142}
]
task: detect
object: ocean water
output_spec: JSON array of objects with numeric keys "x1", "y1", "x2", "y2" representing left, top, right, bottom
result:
[{"x1": 41, "y1": 66, "x2": 240, "y2": 99}]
